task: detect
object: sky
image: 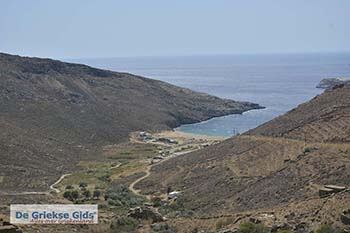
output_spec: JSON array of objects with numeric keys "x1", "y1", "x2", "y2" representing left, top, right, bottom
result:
[{"x1": 0, "y1": 0, "x2": 349, "y2": 59}]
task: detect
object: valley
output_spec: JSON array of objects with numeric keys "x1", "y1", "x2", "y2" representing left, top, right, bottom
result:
[{"x1": 0, "y1": 53, "x2": 349, "y2": 233}]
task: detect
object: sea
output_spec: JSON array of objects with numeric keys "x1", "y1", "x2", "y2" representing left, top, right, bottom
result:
[{"x1": 73, "y1": 52, "x2": 350, "y2": 137}]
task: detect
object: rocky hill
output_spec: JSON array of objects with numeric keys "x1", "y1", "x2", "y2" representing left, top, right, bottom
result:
[
  {"x1": 138, "y1": 85, "x2": 350, "y2": 232},
  {"x1": 246, "y1": 84, "x2": 350, "y2": 142},
  {"x1": 0, "y1": 53, "x2": 262, "y2": 192}
]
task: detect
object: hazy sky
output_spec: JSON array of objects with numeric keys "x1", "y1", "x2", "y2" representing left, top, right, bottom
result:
[{"x1": 1, "y1": 0, "x2": 349, "y2": 59}]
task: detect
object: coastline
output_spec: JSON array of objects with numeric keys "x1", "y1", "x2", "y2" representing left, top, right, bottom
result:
[{"x1": 175, "y1": 107, "x2": 268, "y2": 137}]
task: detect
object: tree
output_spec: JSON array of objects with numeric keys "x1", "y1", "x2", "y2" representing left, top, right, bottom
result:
[
  {"x1": 71, "y1": 190, "x2": 79, "y2": 200},
  {"x1": 63, "y1": 191, "x2": 72, "y2": 200},
  {"x1": 82, "y1": 190, "x2": 91, "y2": 199}
]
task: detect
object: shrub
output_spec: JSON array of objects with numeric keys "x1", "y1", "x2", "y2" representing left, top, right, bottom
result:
[
  {"x1": 82, "y1": 190, "x2": 91, "y2": 199},
  {"x1": 71, "y1": 190, "x2": 79, "y2": 200},
  {"x1": 93, "y1": 190, "x2": 101, "y2": 199},
  {"x1": 239, "y1": 222, "x2": 268, "y2": 233},
  {"x1": 303, "y1": 147, "x2": 311, "y2": 153},
  {"x1": 110, "y1": 216, "x2": 139, "y2": 232},
  {"x1": 277, "y1": 230, "x2": 293, "y2": 233},
  {"x1": 65, "y1": 185, "x2": 73, "y2": 189},
  {"x1": 63, "y1": 190, "x2": 79, "y2": 201},
  {"x1": 63, "y1": 190, "x2": 72, "y2": 199},
  {"x1": 106, "y1": 185, "x2": 143, "y2": 208},
  {"x1": 151, "y1": 196, "x2": 162, "y2": 207},
  {"x1": 79, "y1": 182, "x2": 88, "y2": 188},
  {"x1": 316, "y1": 224, "x2": 336, "y2": 233}
]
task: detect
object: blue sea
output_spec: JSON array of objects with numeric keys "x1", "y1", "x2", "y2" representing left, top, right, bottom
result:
[{"x1": 73, "y1": 53, "x2": 350, "y2": 137}]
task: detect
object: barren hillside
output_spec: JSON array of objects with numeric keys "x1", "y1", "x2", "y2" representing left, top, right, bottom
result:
[{"x1": 137, "y1": 86, "x2": 350, "y2": 231}]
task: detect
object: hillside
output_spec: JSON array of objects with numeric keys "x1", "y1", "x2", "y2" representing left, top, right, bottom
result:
[
  {"x1": 137, "y1": 86, "x2": 350, "y2": 232},
  {"x1": 246, "y1": 85, "x2": 350, "y2": 142},
  {"x1": 0, "y1": 53, "x2": 262, "y2": 192}
]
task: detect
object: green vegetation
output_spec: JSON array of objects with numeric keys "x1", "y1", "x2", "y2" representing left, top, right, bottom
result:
[
  {"x1": 315, "y1": 224, "x2": 337, "y2": 233},
  {"x1": 82, "y1": 190, "x2": 91, "y2": 198},
  {"x1": 79, "y1": 182, "x2": 88, "y2": 188},
  {"x1": 105, "y1": 185, "x2": 144, "y2": 213},
  {"x1": 303, "y1": 147, "x2": 312, "y2": 153},
  {"x1": 159, "y1": 196, "x2": 194, "y2": 218},
  {"x1": 151, "y1": 196, "x2": 162, "y2": 207},
  {"x1": 238, "y1": 222, "x2": 269, "y2": 233},
  {"x1": 63, "y1": 190, "x2": 80, "y2": 201},
  {"x1": 110, "y1": 216, "x2": 139, "y2": 233},
  {"x1": 276, "y1": 230, "x2": 293, "y2": 233}
]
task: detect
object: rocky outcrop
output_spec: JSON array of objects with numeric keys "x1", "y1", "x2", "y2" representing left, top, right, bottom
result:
[{"x1": 316, "y1": 78, "x2": 350, "y2": 89}]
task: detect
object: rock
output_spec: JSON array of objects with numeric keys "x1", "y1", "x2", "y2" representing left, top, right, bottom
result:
[
  {"x1": 127, "y1": 206, "x2": 164, "y2": 222},
  {"x1": 319, "y1": 185, "x2": 347, "y2": 198},
  {"x1": 319, "y1": 187, "x2": 335, "y2": 198},
  {"x1": 324, "y1": 185, "x2": 346, "y2": 192}
]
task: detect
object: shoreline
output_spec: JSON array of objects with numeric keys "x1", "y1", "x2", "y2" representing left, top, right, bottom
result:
[{"x1": 175, "y1": 107, "x2": 268, "y2": 137}]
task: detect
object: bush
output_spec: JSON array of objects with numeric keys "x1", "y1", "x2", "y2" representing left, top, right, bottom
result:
[
  {"x1": 277, "y1": 230, "x2": 293, "y2": 233},
  {"x1": 82, "y1": 190, "x2": 91, "y2": 199},
  {"x1": 303, "y1": 147, "x2": 311, "y2": 153},
  {"x1": 71, "y1": 190, "x2": 79, "y2": 200},
  {"x1": 151, "y1": 196, "x2": 162, "y2": 207},
  {"x1": 106, "y1": 185, "x2": 143, "y2": 208},
  {"x1": 65, "y1": 185, "x2": 73, "y2": 189},
  {"x1": 316, "y1": 224, "x2": 336, "y2": 233},
  {"x1": 63, "y1": 191, "x2": 72, "y2": 199},
  {"x1": 98, "y1": 174, "x2": 111, "y2": 182},
  {"x1": 110, "y1": 216, "x2": 139, "y2": 232},
  {"x1": 63, "y1": 190, "x2": 79, "y2": 201},
  {"x1": 239, "y1": 222, "x2": 268, "y2": 233},
  {"x1": 93, "y1": 190, "x2": 101, "y2": 199},
  {"x1": 79, "y1": 182, "x2": 88, "y2": 188}
]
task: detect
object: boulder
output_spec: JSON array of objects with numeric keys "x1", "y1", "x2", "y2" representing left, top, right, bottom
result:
[
  {"x1": 319, "y1": 185, "x2": 346, "y2": 198},
  {"x1": 319, "y1": 187, "x2": 335, "y2": 198},
  {"x1": 324, "y1": 185, "x2": 346, "y2": 192}
]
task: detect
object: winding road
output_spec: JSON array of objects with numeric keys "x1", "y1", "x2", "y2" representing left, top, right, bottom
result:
[
  {"x1": 49, "y1": 173, "x2": 72, "y2": 193},
  {"x1": 1, "y1": 163, "x2": 122, "y2": 196},
  {"x1": 128, "y1": 149, "x2": 197, "y2": 199}
]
